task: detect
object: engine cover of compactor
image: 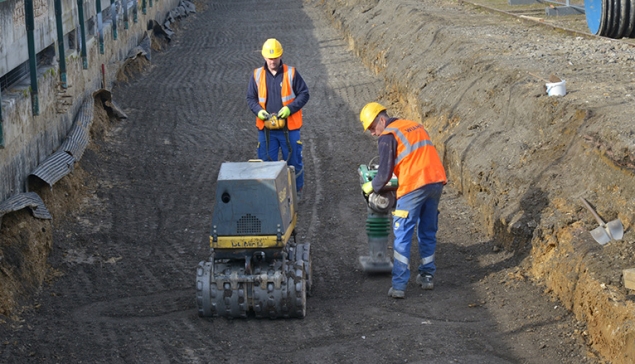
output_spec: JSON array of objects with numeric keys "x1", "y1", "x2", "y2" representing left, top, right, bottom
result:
[
  {"x1": 210, "y1": 160, "x2": 296, "y2": 252},
  {"x1": 196, "y1": 160, "x2": 311, "y2": 319}
]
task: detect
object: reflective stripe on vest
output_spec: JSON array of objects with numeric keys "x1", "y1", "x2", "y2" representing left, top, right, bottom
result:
[
  {"x1": 254, "y1": 65, "x2": 303, "y2": 130},
  {"x1": 255, "y1": 67, "x2": 266, "y2": 104},
  {"x1": 382, "y1": 119, "x2": 447, "y2": 198},
  {"x1": 281, "y1": 67, "x2": 296, "y2": 103}
]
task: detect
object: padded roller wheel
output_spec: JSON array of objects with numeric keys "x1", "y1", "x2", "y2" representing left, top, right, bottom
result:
[
  {"x1": 195, "y1": 261, "x2": 213, "y2": 317},
  {"x1": 287, "y1": 273, "x2": 306, "y2": 318},
  {"x1": 301, "y1": 243, "x2": 313, "y2": 296}
]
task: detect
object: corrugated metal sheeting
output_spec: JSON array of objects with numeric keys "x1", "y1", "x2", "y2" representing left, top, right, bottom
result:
[
  {"x1": 0, "y1": 95, "x2": 93, "y2": 222},
  {"x1": 0, "y1": 191, "x2": 52, "y2": 220},
  {"x1": 30, "y1": 96, "x2": 94, "y2": 187},
  {"x1": 164, "y1": 0, "x2": 196, "y2": 36},
  {"x1": 125, "y1": 30, "x2": 153, "y2": 61},
  {"x1": 61, "y1": 96, "x2": 95, "y2": 160},
  {"x1": 30, "y1": 150, "x2": 76, "y2": 186}
]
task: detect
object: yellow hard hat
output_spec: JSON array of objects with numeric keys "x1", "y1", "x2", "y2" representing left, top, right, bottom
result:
[
  {"x1": 359, "y1": 102, "x2": 386, "y2": 131},
  {"x1": 261, "y1": 38, "x2": 283, "y2": 59}
]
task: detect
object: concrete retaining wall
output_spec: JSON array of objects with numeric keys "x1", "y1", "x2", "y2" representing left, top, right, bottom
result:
[{"x1": 0, "y1": 0, "x2": 180, "y2": 203}]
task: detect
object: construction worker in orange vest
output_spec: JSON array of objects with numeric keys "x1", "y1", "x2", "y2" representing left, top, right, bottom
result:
[
  {"x1": 360, "y1": 102, "x2": 447, "y2": 299},
  {"x1": 247, "y1": 38, "x2": 310, "y2": 198}
]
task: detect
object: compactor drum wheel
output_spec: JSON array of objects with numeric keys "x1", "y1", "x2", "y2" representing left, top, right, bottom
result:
[
  {"x1": 196, "y1": 243, "x2": 311, "y2": 319},
  {"x1": 294, "y1": 243, "x2": 312, "y2": 296}
]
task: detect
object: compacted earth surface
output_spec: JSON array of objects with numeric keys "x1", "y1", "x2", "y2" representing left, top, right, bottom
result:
[{"x1": 1, "y1": 0, "x2": 635, "y2": 362}]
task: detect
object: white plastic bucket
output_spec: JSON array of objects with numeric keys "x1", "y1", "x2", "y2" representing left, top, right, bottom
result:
[{"x1": 546, "y1": 80, "x2": 566, "y2": 96}]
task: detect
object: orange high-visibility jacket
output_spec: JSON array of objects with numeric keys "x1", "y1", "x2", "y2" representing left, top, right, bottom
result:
[
  {"x1": 381, "y1": 119, "x2": 447, "y2": 198},
  {"x1": 254, "y1": 65, "x2": 303, "y2": 130}
]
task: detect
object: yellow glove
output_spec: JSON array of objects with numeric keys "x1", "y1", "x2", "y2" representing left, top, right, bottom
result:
[
  {"x1": 362, "y1": 181, "x2": 374, "y2": 195},
  {"x1": 257, "y1": 110, "x2": 270, "y2": 120},
  {"x1": 278, "y1": 106, "x2": 291, "y2": 119}
]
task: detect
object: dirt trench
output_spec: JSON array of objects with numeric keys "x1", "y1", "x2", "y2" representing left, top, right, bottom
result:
[
  {"x1": 315, "y1": 0, "x2": 635, "y2": 362},
  {"x1": 0, "y1": 0, "x2": 633, "y2": 362}
]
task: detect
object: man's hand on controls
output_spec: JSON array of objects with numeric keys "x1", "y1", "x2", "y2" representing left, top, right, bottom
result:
[
  {"x1": 278, "y1": 106, "x2": 291, "y2": 119},
  {"x1": 258, "y1": 110, "x2": 271, "y2": 120},
  {"x1": 362, "y1": 181, "x2": 374, "y2": 196}
]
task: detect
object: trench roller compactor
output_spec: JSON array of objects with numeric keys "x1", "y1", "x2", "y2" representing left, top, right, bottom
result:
[{"x1": 196, "y1": 160, "x2": 312, "y2": 318}]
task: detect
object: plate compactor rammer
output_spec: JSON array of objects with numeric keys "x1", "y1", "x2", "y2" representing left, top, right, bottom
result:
[
  {"x1": 196, "y1": 160, "x2": 312, "y2": 318},
  {"x1": 358, "y1": 163, "x2": 398, "y2": 273}
]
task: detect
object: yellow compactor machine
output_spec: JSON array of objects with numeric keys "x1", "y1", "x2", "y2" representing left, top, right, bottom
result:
[{"x1": 196, "y1": 160, "x2": 312, "y2": 318}]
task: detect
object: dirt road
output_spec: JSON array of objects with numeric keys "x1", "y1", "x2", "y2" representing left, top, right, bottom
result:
[{"x1": 0, "y1": 0, "x2": 609, "y2": 362}]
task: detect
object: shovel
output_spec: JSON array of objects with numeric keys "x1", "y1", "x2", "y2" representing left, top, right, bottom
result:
[{"x1": 579, "y1": 197, "x2": 624, "y2": 245}]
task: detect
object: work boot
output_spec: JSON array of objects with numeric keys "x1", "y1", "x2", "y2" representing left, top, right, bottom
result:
[
  {"x1": 416, "y1": 273, "x2": 434, "y2": 290},
  {"x1": 387, "y1": 287, "x2": 405, "y2": 299},
  {"x1": 297, "y1": 188, "x2": 303, "y2": 201}
]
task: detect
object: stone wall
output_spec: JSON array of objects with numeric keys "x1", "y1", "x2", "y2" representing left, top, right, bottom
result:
[{"x1": 0, "y1": 0, "x2": 180, "y2": 203}]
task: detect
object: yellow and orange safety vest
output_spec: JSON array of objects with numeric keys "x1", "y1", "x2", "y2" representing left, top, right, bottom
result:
[
  {"x1": 381, "y1": 119, "x2": 447, "y2": 198},
  {"x1": 253, "y1": 65, "x2": 303, "y2": 130}
]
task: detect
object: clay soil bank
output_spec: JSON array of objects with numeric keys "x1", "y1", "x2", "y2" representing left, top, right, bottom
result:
[{"x1": 316, "y1": 0, "x2": 635, "y2": 362}]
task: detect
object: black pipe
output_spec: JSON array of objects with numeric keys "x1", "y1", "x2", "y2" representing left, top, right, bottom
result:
[
  {"x1": 25, "y1": 0, "x2": 39, "y2": 115},
  {"x1": 111, "y1": 0, "x2": 117, "y2": 40},
  {"x1": 133, "y1": 0, "x2": 138, "y2": 23},
  {"x1": 96, "y1": 0, "x2": 104, "y2": 54},
  {"x1": 77, "y1": 0, "x2": 88, "y2": 69},
  {"x1": 123, "y1": 0, "x2": 129, "y2": 29},
  {"x1": 54, "y1": 0, "x2": 68, "y2": 88},
  {"x1": 142, "y1": 0, "x2": 146, "y2": 15}
]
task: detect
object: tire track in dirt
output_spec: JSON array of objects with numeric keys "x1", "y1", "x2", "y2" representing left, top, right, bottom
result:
[
  {"x1": 72, "y1": 290, "x2": 194, "y2": 323},
  {"x1": 296, "y1": 39, "x2": 385, "y2": 296}
]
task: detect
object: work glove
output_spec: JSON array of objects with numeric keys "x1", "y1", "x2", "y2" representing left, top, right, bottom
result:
[
  {"x1": 278, "y1": 106, "x2": 291, "y2": 119},
  {"x1": 361, "y1": 181, "x2": 374, "y2": 196},
  {"x1": 257, "y1": 110, "x2": 270, "y2": 120}
]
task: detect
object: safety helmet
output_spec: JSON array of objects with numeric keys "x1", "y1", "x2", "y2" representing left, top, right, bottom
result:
[
  {"x1": 261, "y1": 38, "x2": 284, "y2": 59},
  {"x1": 359, "y1": 102, "x2": 387, "y2": 131}
]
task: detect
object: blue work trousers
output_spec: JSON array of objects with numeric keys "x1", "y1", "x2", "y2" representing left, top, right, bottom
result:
[
  {"x1": 391, "y1": 182, "x2": 444, "y2": 291},
  {"x1": 257, "y1": 129, "x2": 304, "y2": 190}
]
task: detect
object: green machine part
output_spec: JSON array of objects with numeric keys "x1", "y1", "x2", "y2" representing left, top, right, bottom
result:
[
  {"x1": 357, "y1": 164, "x2": 397, "y2": 273},
  {"x1": 366, "y1": 214, "x2": 391, "y2": 238},
  {"x1": 358, "y1": 164, "x2": 398, "y2": 189}
]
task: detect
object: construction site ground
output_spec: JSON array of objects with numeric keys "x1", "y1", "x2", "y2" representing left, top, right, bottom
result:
[{"x1": 2, "y1": 0, "x2": 635, "y2": 362}]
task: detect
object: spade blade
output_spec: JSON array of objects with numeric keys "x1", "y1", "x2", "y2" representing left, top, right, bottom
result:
[
  {"x1": 607, "y1": 219, "x2": 624, "y2": 241},
  {"x1": 590, "y1": 226, "x2": 611, "y2": 245}
]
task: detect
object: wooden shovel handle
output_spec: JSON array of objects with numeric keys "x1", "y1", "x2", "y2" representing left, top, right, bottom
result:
[
  {"x1": 527, "y1": 71, "x2": 549, "y2": 83},
  {"x1": 580, "y1": 197, "x2": 606, "y2": 225}
]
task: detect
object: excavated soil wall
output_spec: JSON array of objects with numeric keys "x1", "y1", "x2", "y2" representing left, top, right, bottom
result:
[{"x1": 314, "y1": 0, "x2": 635, "y2": 362}]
